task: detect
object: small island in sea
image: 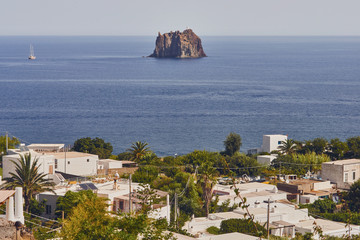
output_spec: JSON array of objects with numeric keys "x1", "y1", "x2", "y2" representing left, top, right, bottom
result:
[{"x1": 148, "y1": 29, "x2": 206, "y2": 58}]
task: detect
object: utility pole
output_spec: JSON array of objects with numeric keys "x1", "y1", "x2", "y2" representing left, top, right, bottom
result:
[
  {"x1": 174, "y1": 193, "x2": 178, "y2": 227},
  {"x1": 279, "y1": 162, "x2": 281, "y2": 177},
  {"x1": 5, "y1": 131, "x2": 8, "y2": 154},
  {"x1": 129, "y1": 174, "x2": 132, "y2": 214},
  {"x1": 267, "y1": 198, "x2": 270, "y2": 240}
]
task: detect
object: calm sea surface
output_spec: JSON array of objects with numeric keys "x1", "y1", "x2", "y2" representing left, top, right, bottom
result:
[{"x1": 1, "y1": 36, "x2": 360, "y2": 155}]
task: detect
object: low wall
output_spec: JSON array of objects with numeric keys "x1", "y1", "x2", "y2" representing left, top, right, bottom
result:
[{"x1": 97, "y1": 167, "x2": 138, "y2": 176}]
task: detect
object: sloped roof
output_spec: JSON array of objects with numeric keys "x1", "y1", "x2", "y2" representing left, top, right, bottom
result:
[{"x1": 0, "y1": 190, "x2": 15, "y2": 205}]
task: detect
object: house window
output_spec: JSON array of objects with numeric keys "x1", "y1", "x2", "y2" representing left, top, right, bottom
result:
[
  {"x1": 120, "y1": 201, "x2": 124, "y2": 210},
  {"x1": 46, "y1": 205, "x2": 52, "y2": 215},
  {"x1": 278, "y1": 141, "x2": 282, "y2": 145},
  {"x1": 353, "y1": 172, "x2": 356, "y2": 180},
  {"x1": 55, "y1": 159, "x2": 58, "y2": 169},
  {"x1": 344, "y1": 172, "x2": 349, "y2": 182},
  {"x1": 87, "y1": 159, "x2": 90, "y2": 162},
  {"x1": 68, "y1": 161, "x2": 70, "y2": 164}
]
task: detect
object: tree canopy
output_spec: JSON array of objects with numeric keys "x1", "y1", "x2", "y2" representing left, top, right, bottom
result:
[
  {"x1": 223, "y1": 132, "x2": 242, "y2": 156},
  {"x1": 72, "y1": 137, "x2": 113, "y2": 159},
  {"x1": 0, "y1": 135, "x2": 20, "y2": 156}
]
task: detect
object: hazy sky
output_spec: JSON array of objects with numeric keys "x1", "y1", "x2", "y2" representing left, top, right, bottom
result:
[{"x1": 1, "y1": 0, "x2": 360, "y2": 36}]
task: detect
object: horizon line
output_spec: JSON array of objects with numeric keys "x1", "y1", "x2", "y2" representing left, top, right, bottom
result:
[{"x1": 1, "y1": 34, "x2": 360, "y2": 37}]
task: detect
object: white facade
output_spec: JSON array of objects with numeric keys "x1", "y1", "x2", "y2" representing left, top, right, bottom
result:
[
  {"x1": 98, "y1": 159, "x2": 123, "y2": 169},
  {"x1": 38, "y1": 180, "x2": 170, "y2": 222},
  {"x1": 261, "y1": 135, "x2": 288, "y2": 153},
  {"x1": 214, "y1": 182, "x2": 286, "y2": 206},
  {"x1": 2, "y1": 151, "x2": 55, "y2": 180},
  {"x1": 49, "y1": 152, "x2": 98, "y2": 176},
  {"x1": 27, "y1": 144, "x2": 64, "y2": 153},
  {"x1": 257, "y1": 155, "x2": 277, "y2": 165},
  {"x1": 295, "y1": 219, "x2": 360, "y2": 240},
  {"x1": 184, "y1": 202, "x2": 309, "y2": 238}
]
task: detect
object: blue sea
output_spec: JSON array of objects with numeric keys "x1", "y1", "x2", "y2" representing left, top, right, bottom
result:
[{"x1": 1, "y1": 36, "x2": 360, "y2": 156}]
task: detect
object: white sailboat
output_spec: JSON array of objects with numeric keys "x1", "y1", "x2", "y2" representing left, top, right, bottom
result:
[{"x1": 28, "y1": 44, "x2": 36, "y2": 60}]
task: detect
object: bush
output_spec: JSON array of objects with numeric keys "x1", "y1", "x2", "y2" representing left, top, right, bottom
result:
[
  {"x1": 220, "y1": 218, "x2": 266, "y2": 237},
  {"x1": 207, "y1": 226, "x2": 220, "y2": 235}
]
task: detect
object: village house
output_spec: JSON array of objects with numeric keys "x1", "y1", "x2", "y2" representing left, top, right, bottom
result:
[
  {"x1": 248, "y1": 134, "x2": 287, "y2": 155},
  {"x1": 277, "y1": 179, "x2": 336, "y2": 204},
  {"x1": 321, "y1": 159, "x2": 360, "y2": 189},
  {"x1": 97, "y1": 159, "x2": 138, "y2": 176},
  {"x1": 38, "y1": 179, "x2": 170, "y2": 221},
  {"x1": 213, "y1": 182, "x2": 287, "y2": 206}
]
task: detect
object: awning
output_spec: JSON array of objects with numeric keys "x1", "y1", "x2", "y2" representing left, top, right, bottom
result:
[{"x1": 0, "y1": 190, "x2": 16, "y2": 205}]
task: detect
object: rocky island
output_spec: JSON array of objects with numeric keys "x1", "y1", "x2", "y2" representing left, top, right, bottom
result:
[{"x1": 149, "y1": 29, "x2": 206, "y2": 58}]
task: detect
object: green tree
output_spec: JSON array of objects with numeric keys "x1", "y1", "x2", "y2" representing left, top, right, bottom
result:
[
  {"x1": 56, "y1": 190, "x2": 97, "y2": 218},
  {"x1": 273, "y1": 152, "x2": 330, "y2": 176},
  {"x1": 220, "y1": 218, "x2": 266, "y2": 237},
  {"x1": 278, "y1": 139, "x2": 297, "y2": 155},
  {"x1": 302, "y1": 138, "x2": 328, "y2": 155},
  {"x1": 127, "y1": 141, "x2": 150, "y2": 162},
  {"x1": 224, "y1": 153, "x2": 262, "y2": 176},
  {"x1": 198, "y1": 158, "x2": 218, "y2": 217},
  {"x1": 72, "y1": 137, "x2": 113, "y2": 159},
  {"x1": 346, "y1": 179, "x2": 360, "y2": 212},
  {"x1": 1, "y1": 153, "x2": 55, "y2": 211},
  {"x1": 346, "y1": 137, "x2": 360, "y2": 159},
  {"x1": 59, "y1": 194, "x2": 117, "y2": 240},
  {"x1": 0, "y1": 135, "x2": 20, "y2": 161},
  {"x1": 223, "y1": 132, "x2": 242, "y2": 156},
  {"x1": 328, "y1": 138, "x2": 349, "y2": 160},
  {"x1": 311, "y1": 199, "x2": 336, "y2": 214},
  {"x1": 28, "y1": 198, "x2": 47, "y2": 216},
  {"x1": 132, "y1": 166, "x2": 159, "y2": 184}
]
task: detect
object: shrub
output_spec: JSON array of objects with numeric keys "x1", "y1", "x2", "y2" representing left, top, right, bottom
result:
[{"x1": 207, "y1": 226, "x2": 220, "y2": 235}]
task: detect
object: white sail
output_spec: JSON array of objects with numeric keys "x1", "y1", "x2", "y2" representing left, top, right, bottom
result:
[{"x1": 28, "y1": 44, "x2": 36, "y2": 60}]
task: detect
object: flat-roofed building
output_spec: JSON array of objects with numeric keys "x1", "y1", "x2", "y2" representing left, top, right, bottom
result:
[
  {"x1": 2, "y1": 150, "x2": 55, "y2": 180},
  {"x1": 261, "y1": 134, "x2": 287, "y2": 153},
  {"x1": 27, "y1": 144, "x2": 65, "y2": 153},
  {"x1": 321, "y1": 159, "x2": 360, "y2": 189},
  {"x1": 277, "y1": 179, "x2": 336, "y2": 204},
  {"x1": 47, "y1": 151, "x2": 98, "y2": 176}
]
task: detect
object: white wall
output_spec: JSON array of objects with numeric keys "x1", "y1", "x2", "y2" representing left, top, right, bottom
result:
[
  {"x1": 257, "y1": 155, "x2": 277, "y2": 165},
  {"x1": 3, "y1": 152, "x2": 55, "y2": 179},
  {"x1": 261, "y1": 135, "x2": 287, "y2": 153},
  {"x1": 313, "y1": 181, "x2": 332, "y2": 191},
  {"x1": 55, "y1": 155, "x2": 98, "y2": 176}
]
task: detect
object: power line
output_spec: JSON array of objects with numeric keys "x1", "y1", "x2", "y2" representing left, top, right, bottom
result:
[{"x1": 23, "y1": 210, "x2": 60, "y2": 224}]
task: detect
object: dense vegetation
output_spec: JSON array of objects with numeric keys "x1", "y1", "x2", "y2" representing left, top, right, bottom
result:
[{"x1": 72, "y1": 137, "x2": 113, "y2": 159}]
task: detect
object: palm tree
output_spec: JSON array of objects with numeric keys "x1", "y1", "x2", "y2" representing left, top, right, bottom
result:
[
  {"x1": 1, "y1": 153, "x2": 55, "y2": 211},
  {"x1": 278, "y1": 139, "x2": 297, "y2": 155},
  {"x1": 127, "y1": 141, "x2": 150, "y2": 162},
  {"x1": 198, "y1": 161, "x2": 218, "y2": 218}
]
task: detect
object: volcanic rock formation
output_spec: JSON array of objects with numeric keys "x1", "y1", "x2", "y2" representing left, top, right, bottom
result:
[{"x1": 149, "y1": 29, "x2": 206, "y2": 58}]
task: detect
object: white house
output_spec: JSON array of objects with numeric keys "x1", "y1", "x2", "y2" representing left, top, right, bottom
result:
[
  {"x1": 213, "y1": 182, "x2": 287, "y2": 206},
  {"x1": 2, "y1": 150, "x2": 55, "y2": 180},
  {"x1": 38, "y1": 180, "x2": 170, "y2": 222},
  {"x1": 261, "y1": 134, "x2": 287, "y2": 153},
  {"x1": 248, "y1": 134, "x2": 288, "y2": 155},
  {"x1": 47, "y1": 151, "x2": 98, "y2": 176},
  {"x1": 295, "y1": 219, "x2": 360, "y2": 240}
]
